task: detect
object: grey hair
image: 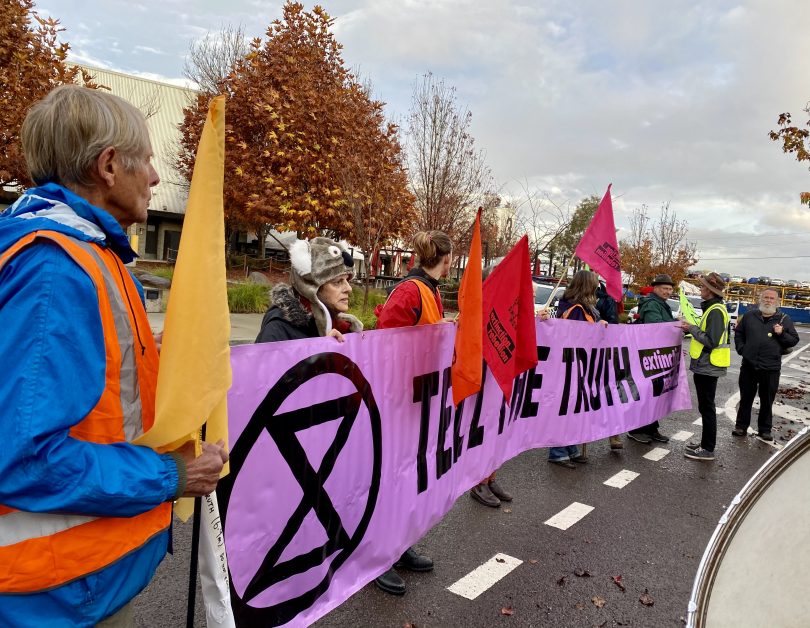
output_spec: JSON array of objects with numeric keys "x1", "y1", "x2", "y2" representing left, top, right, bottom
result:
[{"x1": 21, "y1": 85, "x2": 151, "y2": 187}]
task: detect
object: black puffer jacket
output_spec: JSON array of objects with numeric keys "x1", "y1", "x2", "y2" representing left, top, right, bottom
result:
[
  {"x1": 255, "y1": 284, "x2": 362, "y2": 343},
  {"x1": 735, "y1": 307, "x2": 799, "y2": 371}
]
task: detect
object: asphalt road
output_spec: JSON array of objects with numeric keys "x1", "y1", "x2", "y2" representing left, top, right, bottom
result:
[{"x1": 133, "y1": 330, "x2": 810, "y2": 627}]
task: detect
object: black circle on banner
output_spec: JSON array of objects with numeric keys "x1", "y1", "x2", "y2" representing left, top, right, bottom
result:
[{"x1": 217, "y1": 352, "x2": 383, "y2": 626}]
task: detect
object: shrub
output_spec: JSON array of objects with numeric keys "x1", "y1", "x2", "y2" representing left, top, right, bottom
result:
[
  {"x1": 228, "y1": 282, "x2": 269, "y2": 313},
  {"x1": 347, "y1": 284, "x2": 388, "y2": 330}
]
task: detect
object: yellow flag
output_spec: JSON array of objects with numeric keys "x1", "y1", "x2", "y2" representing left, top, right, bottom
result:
[
  {"x1": 679, "y1": 288, "x2": 700, "y2": 326},
  {"x1": 135, "y1": 96, "x2": 230, "y2": 499}
]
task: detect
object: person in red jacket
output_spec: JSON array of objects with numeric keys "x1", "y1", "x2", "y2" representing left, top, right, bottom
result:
[{"x1": 372, "y1": 230, "x2": 451, "y2": 596}]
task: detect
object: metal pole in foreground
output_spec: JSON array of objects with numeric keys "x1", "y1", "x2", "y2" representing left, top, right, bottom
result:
[{"x1": 186, "y1": 424, "x2": 206, "y2": 628}]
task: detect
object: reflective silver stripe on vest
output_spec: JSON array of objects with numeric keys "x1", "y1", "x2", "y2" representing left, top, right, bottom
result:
[
  {"x1": 74, "y1": 241, "x2": 143, "y2": 442},
  {"x1": 0, "y1": 510, "x2": 98, "y2": 545}
]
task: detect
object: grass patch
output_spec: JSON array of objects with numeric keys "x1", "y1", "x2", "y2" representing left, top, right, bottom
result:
[
  {"x1": 347, "y1": 284, "x2": 388, "y2": 330},
  {"x1": 150, "y1": 266, "x2": 175, "y2": 281},
  {"x1": 228, "y1": 282, "x2": 269, "y2": 313}
]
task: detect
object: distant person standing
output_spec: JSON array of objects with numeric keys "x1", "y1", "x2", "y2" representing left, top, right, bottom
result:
[
  {"x1": 681, "y1": 273, "x2": 730, "y2": 461},
  {"x1": 628, "y1": 274, "x2": 674, "y2": 444},
  {"x1": 732, "y1": 288, "x2": 799, "y2": 441}
]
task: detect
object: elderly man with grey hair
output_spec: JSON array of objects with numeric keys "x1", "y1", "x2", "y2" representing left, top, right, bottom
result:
[
  {"x1": 733, "y1": 288, "x2": 799, "y2": 441},
  {"x1": 0, "y1": 85, "x2": 228, "y2": 627}
]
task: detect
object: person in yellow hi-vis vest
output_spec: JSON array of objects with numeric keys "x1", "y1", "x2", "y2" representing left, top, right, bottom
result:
[{"x1": 679, "y1": 273, "x2": 730, "y2": 461}]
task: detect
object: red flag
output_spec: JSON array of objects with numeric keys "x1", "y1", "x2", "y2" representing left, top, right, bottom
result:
[
  {"x1": 574, "y1": 184, "x2": 622, "y2": 302},
  {"x1": 451, "y1": 209, "x2": 483, "y2": 406},
  {"x1": 482, "y1": 235, "x2": 538, "y2": 401}
]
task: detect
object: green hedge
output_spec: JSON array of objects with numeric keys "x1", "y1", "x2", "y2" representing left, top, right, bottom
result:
[
  {"x1": 227, "y1": 282, "x2": 270, "y2": 313},
  {"x1": 347, "y1": 284, "x2": 387, "y2": 330}
]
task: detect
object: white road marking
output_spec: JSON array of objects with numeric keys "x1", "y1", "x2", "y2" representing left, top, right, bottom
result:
[
  {"x1": 670, "y1": 430, "x2": 694, "y2": 441},
  {"x1": 693, "y1": 418, "x2": 703, "y2": 425},
  {"x1": 544, "y1": 502, "x2": 594, "y2": 530},
  {"x1": 603, "y1": 470, "x2": 639, "y2": 489},
  {"x1": 785, "y1": 362, "x2": 810, "y2": 374},
  {"x1": 643, "y1": 447, "x2": 670, "y2": 461},
  {"x1": 447, "y1": 553, "x2": 523, "y2": 600}
]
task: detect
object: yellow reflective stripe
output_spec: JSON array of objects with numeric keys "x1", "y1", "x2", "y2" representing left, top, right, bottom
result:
[{"x1": 0, "y1": 511, "x2": 97, "y2": 545}]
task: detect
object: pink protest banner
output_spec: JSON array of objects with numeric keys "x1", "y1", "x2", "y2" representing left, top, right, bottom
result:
[{"x1": 218, "y1": 319, "x2": 690, "y2": 626}]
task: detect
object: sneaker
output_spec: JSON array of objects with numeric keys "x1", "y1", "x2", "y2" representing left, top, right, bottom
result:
[
  {"x1": 650, "y1": 430, "x2": 670, "y2": 443},
  {"x1": 627, "y1": 432, "x2": 652, "y2": 444},
  {"x1": 470, "y1": 483, "x2": 500, "y2": 508},
  {"x1": 731, "y1": 428, "x2": 747, "y2": 437},
  {"x1": 758, "y1": 432, "x2": 774, "y2": 442},
  {"x1": 685, "y1": 441, "x2": 700, "y2": 452},
  {"x1": 487, "y1": 479, "x2": 513, "y2": 502},
  {"x1": 684, "y1": 447, "x2": 715, "y2": 461},
  {"x1": 549, "y1": 459, "x2": 577, "y2": 469}
]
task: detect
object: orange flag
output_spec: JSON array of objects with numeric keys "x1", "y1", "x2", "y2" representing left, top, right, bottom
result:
[{"x1": 451, "y1": 208, "x2": 483, "y2": 407}]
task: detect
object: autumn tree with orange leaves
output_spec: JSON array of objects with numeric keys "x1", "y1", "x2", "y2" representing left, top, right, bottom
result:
[
  {"x1": 0, "y1": 0, "x2": 89, "y2": 191},
  {"x1": 177, "y1": 2, "x2": 412, "y2": 259}
]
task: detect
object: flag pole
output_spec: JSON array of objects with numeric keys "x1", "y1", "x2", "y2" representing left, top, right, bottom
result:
[
  {"x1": 543, "y1": 261, "x2": 573, "y2": 308},
  {"x1": 186, "y1": 426, "x2": 206, "y2": 628}
]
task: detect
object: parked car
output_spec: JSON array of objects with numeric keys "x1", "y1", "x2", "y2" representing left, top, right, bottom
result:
[
  {"x1": 758, "y1": 276, "x2": 772, "y2": 285},
  {"x1": 800, "y1": 281, "x2": 810, "y2": 289},
  {"x1": 534, "y1": 282, "x2": 565, "y2": 316},
  {"x1": 726, "y1": 299, "x2": 740, "y2": 335},
  {"x1": 786, "y1": 279, "x2": 800, "y2": 288},
  {"x1": 771, "y1": 278, "x2": 785, "y2": 287},
  {"x1": 747, "y1": 277, "x2": 759, "y2": 284},
  {"x1": 729, "y1": 275, "x2": 745, "y2": 284}
]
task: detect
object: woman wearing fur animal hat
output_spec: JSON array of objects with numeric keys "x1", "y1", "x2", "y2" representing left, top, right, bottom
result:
[{"x1": 255, "y1": 237, "x2": 362, "y2": 344}]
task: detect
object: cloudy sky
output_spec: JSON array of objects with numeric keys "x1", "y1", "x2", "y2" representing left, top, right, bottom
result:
[{"x1": 43, "y1": 0, "x2": 810, "y2": 279}]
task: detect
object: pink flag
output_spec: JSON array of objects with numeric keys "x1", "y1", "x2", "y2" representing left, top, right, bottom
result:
[{"x1": 575, "y1": 184, "x2": 622, "y2": 302}]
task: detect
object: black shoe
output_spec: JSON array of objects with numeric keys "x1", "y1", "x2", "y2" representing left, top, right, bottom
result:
[
  {"x1": 375, "y1": 569, "x2": 405, "y2": 595},
  {"x1": 732, "y1": 428, "x2": 747, "y2": 437},
  {"x1": 650, "y1": 430, "x2": 670, "y2": 443},
  {"x1": 395, "y1": 547, "x2": 434, "y2": 572},
  {"x1": 549, "y1": 459, "x2": 576, "y2": 468},
  {"x1": 627, "y1": 432, "x2": 652, "y2": 444},
  {"x1": 487, "y1": 479, "x2": 512, "y2": 502},
  {"x1": 685, "y1": 441, "x2": 700, "y2": 452},
  {"x1": 758, "y1": 432, "x2": 774, "y2": 442},
  {"x1": 470, "y1": 483, "x2": 500, "y2": 508},
  {"x1": 570, "y1": 454, "x2": 589, "y2": 463}
]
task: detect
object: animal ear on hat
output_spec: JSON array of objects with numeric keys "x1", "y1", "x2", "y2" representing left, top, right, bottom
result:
[{"x1": 289, "y1": 239, "x2": 312, "y2": 276}]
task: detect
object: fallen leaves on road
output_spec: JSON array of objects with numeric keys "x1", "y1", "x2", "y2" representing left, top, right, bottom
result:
[
  {"x1": 639, "y1": 589, "x2": 655, "y2": 606},
  {"x1": 612, "y1": 575, "x2": 626, "y2": 592},
  {"x1": 575, "y1": 603, "x2": 585, "y2": 610},
  {"x1": 403, "y1": 623, "x2": 417, "y2": 628},
  {"x1": 529, "y1": 559, "x2": 539, "y2": 564},
  {"x1": 503, "y1": 508, "x2": 512, "y2": 513},
  {"x1": 495, "y1": 557, "x2": 506, "y2": 563},
  {"x1": 592, "y1": 595, "x2": 606, "y2": 608},
  {"x1": 557, "y1": 575, "x2": 568, "y2": 587},
  {"x1": 574, "y1": 569, "x2": 592, "y2": 577},
  {"x1": 500, "y1": 606, "x2": 514, "y2": 616},
  {"x1": 778, "y1": 386, "x2": 805, "y2": 399}
]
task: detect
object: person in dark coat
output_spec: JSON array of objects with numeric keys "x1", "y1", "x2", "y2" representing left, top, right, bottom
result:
[
  {"x1": 596, "y1": 281, "x2": 619, "y2": 324},
  {"x1": 550, "y1": 271, "x2": 621, "y2": 467},
  {"x1": 255, "y1": 237, "x2": 362, "y2": 344},
  {"x1": 732, "y1": 288, "x2": 799, "y2": 440},
  {"x1": 628, "y1": 274, "x2": 675, "y2": 444}
]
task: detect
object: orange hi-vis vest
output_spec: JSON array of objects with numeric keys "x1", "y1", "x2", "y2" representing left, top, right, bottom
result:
[
  {"x1": 409, "y1": 279, "x2": 443, "y2": 325},
  {"x1": 0, "y1": 230, "x2": 171, "y2": 594},
  {"x1": 561, "y1": 303, "x2": 595, "y2": 323}
]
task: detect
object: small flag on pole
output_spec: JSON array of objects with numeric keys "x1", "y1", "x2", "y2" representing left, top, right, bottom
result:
[{"x1": 574, "y1": 184, "x2": 622, "y2": 302}]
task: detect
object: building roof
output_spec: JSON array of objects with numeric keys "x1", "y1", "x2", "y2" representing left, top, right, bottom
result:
[{"x1": 75, "y1": 64, "x2": 198, "y2": 215}]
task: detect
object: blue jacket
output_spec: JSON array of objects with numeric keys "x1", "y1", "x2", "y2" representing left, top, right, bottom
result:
[{"x1": 0, "y1": 184, "x2": 180, "y2": 627}]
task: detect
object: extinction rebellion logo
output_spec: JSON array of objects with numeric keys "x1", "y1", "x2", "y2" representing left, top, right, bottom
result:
[
  {"x1": 217, "y1": 352, "x2": 383, "y2": 627},
  {"x1": 637, "y1": 345, "x2": 681, "y2": 397}
]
